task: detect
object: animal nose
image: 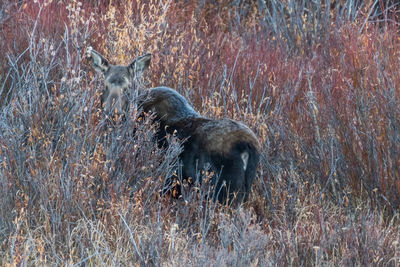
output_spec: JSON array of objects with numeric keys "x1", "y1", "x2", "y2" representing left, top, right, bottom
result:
[{"x1": 106, "y1": 93, "x2": 123, "y2": 114}]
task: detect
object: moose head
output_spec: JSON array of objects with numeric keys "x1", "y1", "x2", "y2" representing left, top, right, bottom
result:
[{"x1": 87, "y1": 47, "x2": 151, "y2": 115}]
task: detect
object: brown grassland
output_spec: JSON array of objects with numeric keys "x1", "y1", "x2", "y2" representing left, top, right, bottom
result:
[{"x1": 0, "y1": 0, "x2": 400, "y2": 265}]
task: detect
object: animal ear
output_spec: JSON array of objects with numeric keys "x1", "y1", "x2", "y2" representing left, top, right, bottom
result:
[
  {"x1": 129, "y1": 53, "x2": 151, "y2": 77},
  {"x1": 87, "y1": 47, "x2": 109, "y2": 74}
]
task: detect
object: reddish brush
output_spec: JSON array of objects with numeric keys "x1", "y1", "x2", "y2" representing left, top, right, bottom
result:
[{"x1": 0, "y1": 1, "x2": 400, "y2": 265}]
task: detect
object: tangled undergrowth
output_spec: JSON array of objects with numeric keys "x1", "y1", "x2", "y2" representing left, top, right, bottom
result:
[{"x1": 0, "y1": 0, "x2": 399, "y2": 265}]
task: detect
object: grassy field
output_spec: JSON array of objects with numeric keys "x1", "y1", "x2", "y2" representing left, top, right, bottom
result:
[{"x1": 1, "y1": 0, "x2": 400, "y2": 265}]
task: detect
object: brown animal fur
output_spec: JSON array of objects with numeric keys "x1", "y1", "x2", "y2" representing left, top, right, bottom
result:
[
  {"x1": 138, "y1": 87, "x2": 260, "y2": 204},
  {"x1": 171, "y1": 117, "x2": 260, "y2": 156},
  {"x1": 138, "y1": 86, "x2": 201, "y2": 123}
]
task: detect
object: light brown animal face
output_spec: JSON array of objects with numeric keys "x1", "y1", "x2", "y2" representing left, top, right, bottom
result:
[{"x1": 87, "y1": 47, "x2": 151, "y2": 115}]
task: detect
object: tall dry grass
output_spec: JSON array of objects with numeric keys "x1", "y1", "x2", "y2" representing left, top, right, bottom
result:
[{"x1": 0, "y1": 0, "x2": 399, "y2": 265}]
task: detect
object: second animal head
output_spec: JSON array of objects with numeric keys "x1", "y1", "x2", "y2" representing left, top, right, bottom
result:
[{"x1": 87, "y1": 47, "x2": 151, "y2": 115}]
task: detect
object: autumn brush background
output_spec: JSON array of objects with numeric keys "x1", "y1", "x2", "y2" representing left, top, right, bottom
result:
[{"x1": 1, "y1": 0, "x2": 400, "y2": 265}]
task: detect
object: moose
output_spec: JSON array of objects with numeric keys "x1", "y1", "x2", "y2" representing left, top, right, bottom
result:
[{"x1": 88, "y1": 48, "x2": 260, "y2": 204}]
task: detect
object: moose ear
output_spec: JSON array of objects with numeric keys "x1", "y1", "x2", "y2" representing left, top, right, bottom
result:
[
  {"x1": 129, "y1": 53, "x2": 151, "y2": 77},
  {"x1": 87, "y1": 47, "x2": 109, "y2": 74}
]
